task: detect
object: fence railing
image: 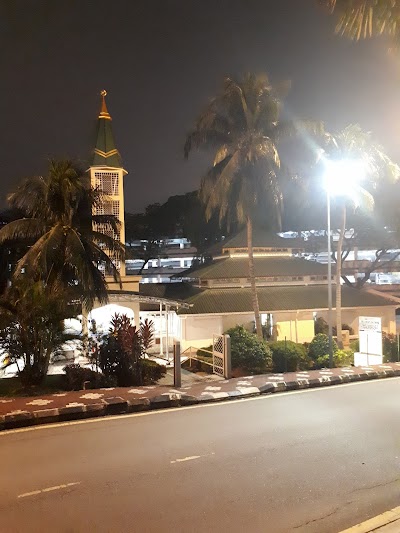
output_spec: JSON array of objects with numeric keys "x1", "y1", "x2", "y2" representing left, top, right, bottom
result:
[{"x1": 180, "y1": 346, "x2": 214, "y2": 369}]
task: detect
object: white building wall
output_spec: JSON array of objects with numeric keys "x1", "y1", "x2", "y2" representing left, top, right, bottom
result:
[
  {"x1": 316, "y1": 306, "x2": 396, "y2": 335},
  {"x1": 179, "y1": 315, "x2": 223, "y2": 350}
]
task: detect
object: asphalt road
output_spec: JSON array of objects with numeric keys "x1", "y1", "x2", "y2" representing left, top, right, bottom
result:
[{"x1": 2, "y1": 379, "x2": 400, "y2": 533}]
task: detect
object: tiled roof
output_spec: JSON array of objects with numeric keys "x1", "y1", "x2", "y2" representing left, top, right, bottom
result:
[
  {"x1": 221, "y1": 228, "x2": 304, "y2": 250},
  {"x1": 185, "y1": 256, "x2": 330, "y2": 280},
  {"x1": 139, "y1": 282, "x2": 202, "y2": 310},
  {"x1": 178, "y1": 285, "x2": 395, "y2": 315}
]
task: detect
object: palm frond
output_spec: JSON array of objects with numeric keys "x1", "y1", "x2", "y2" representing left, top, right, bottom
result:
[{"x1": 0, "y1": 218, "x2": 47, "y2": 244}]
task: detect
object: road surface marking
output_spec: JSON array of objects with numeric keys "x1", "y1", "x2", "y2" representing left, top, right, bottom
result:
[
  {"x1": 2, "y1": 378, "x2": 399, "y2": 436},
  {"x1": 171, "y1": 455, "x2": 201, "y2": 464},
  {"x1": 18, "y1": 482, "x2": 80, "y2": 499},
  {"x1": 340, "y1": 504, "x2": 400, "y2": 532},
  {"x1": 170, "y1": 452, "x2": 215, "y2": 464}
]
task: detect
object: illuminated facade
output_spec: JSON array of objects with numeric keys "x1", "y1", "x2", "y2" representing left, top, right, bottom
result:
[{"x1": 89, "y1": 90, "x2": 127, "y2": 276}]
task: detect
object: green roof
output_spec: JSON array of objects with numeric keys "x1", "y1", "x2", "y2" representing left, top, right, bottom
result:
[
  {"x1": 139, "y1": 282, "x2": 202, "y2": 311},
  {"x1": 91, "y1": 91, "x2": 124, "y2": 169},
  {"x1": 222, "y1": 228, "x2": 304, "y2": 250},
  {"x1": 178, "y1": 285, "x2": 395, "y2": 315},
  {"x1": 185, "y1": 256, "x2": 330, "y2": 280}
]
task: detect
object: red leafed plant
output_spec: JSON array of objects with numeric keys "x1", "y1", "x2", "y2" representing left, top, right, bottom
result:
[{"x1": 98, "y1": 313, "x2": 160, "y2": 386}]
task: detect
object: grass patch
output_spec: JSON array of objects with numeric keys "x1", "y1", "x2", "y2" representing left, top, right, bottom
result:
[{"x1": 0, "y1": 375, "x2": 65, "y2": 397}]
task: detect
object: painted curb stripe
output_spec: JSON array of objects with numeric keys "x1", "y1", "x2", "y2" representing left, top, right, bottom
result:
[{"x1": 0, "y1": 371, "x2": 398, "y2": 433}]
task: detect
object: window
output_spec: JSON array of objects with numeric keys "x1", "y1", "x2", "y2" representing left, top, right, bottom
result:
[
  {"x1": 94, "y1": 200, "x2": 120, "y2": 218},
  {"x1": 94, "y1": 171, "x2": 119, "y2": 195}
]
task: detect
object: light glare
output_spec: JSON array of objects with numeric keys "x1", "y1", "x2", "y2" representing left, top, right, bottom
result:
[{"x1": 324, "y1": 159, "x2": 366, "y2": 197}]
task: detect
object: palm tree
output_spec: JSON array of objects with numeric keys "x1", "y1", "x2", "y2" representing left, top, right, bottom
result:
[
  {"x1": 0, "y1": 159, "x2": 123, "y2": 311},
  {"x1": 322, "y1": 124, "x2": 399, "y2": 347},
  {"x1": 319, "y1": 0, "x2": 400, "y2": 44},
  {"x1": 0, "y1": 278, "x2": 78, "y2": 387},
  {"x1": 185, "y1": 73, "x2": 321, "y2": 338}
]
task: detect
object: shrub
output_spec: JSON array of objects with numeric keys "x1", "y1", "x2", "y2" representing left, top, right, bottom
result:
[
  {"x1": 141, "y1": 359, "x2": 166, "y2": 384},
  {"x1": 314, "y1": 318, "x2": 354, "y2": 336},
  {"x1": 314, "y1": 349, "x2": 354, "y2": 369},
  {"x1": 182, "y1": 355, "x2": 214, "y2": 374},
  {"x1": 62, "y1": 364, "x2": 112, "y2": 391},
  {"x1": 314, "y1": 317, "x2": 328, "y2": 335},
  {"x1": 308, "y1": 334, "x2": 338, "y2": 360},
  {"x1": 268, "y1": 340, "x2": 311, "y2": 372},
  {"x1": 196, "y1": 345, "x2": 213, "y2": 357},
  {"x1": 226, "y1": 325, "x2": 272, "y2": 374},
  {"x1": 383, "y1": 333, "x2": 399, "y2": 363},
  {"x1": 332, "y1": 323, "x2": 354, "y2": 336},
  {"x1": 350, "y1": 339, "x2": 359, "y2": 352},
  {"x1": 97, "y1": 313, "x2": 155, "y2": 386}
]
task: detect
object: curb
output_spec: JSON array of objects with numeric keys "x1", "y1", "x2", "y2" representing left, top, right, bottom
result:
[
  {"x1": 0, "y1": 370, "x2": 397, "y2": 432},
  {"x1": 340, "y1": 504, "x2": 400, "y2": 532}
]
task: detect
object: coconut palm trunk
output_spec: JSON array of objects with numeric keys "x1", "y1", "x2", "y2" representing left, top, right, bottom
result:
[
  {"x1": 247, "y1": 217, "x2": 262, "y2": 338},
  {"x1": 335, "y1": 203, "x2": 346, "y2": 349}
]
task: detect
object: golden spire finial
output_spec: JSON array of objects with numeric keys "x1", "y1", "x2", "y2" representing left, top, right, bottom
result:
[{"x1": 99, "y1": 89, "x2": 111, "y2": 120}]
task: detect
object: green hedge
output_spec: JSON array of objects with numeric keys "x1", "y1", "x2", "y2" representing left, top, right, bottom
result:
[
  {"x1": 226, "y1": 325, "x2": 272, "y2": 374},
  {"x1": 314, "y1": 349, "x2": 354, "y2": 369},
  {"x1": 308, "y1": 334, "x2": 338, "y2": 360},
  {"x1": 268, "y1": 340, "x2": 311, "y2": 372}
]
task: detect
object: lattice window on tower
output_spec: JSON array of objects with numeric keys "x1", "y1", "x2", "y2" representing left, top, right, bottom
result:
[
  {"x1": 93, "y1": 221, "x2": 120, "y2": 243},
  {"x1": 94, "y1": 171, "x2": 119, "y2": 195},
  {"x1": 94, "y1": 200, "x2": 120, "y2": 218}
]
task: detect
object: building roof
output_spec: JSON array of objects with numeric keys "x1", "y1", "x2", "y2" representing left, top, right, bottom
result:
[
  {"x1": 184, "y1": 256, "x2": 330, "y2": 280},
  {"x1": 91, "y1": 90, "x2": 124, "y2": 169},
  {"x1": 221, "y1": 228, "x2": 304, "y2": 250},
  {"x1": 178, "y1": 285, "x2": 396, "y2": 315},
  {"x1": 139, "y1": 282, "x2": 202, "y2": 311}
]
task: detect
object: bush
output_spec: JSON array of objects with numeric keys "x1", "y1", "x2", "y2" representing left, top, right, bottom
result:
[
  {"x1": 268, "y1": 340, "x2": 311, "y2": 372},
  {"x1": 314, "y1": 318, "x2": 354, "y2": 336},
  {"x1": 350, "y1": 339, "x2": 359, "y2": 352},
  {"x1": 141, "y1": 359, "x2": 167, "y2": 384},
  {"x1": 314, "y1": 317, "x2": 328, "y2": 335},
  {"x1": 308, "y1": 333, "x2": 338, "y2": 360},
  {"x1": 62, "y1": 364, "x2": 112, "y2": 391},
  {"x1": 196, "y1": 345, "x2": 213, "y2": 357},
  {"x1": 182, "y1": 355, "x2": 214, "y2": 374},
  {"x1": 97, "y1": 313, "x2": 155, "y2": 386},
  {"x1": 226, "y1": 325, "x2": 272, "y2": 374},
  {"x1": 333, "y1": 323, "x2": 354, "y2": 336},
  {"x1": 314, "y1": 349, "x2": 354, "y2": 369},
  {"x1": 383, "y1": 333, "x2": 399, "y2": 363}
]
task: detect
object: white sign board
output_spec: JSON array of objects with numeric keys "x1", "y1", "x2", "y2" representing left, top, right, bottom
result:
[{"x1": 355, "y1": 316, "x2": 383, "y2": 367}]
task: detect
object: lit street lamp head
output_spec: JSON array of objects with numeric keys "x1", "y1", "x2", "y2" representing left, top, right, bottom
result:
[{"x1": 324, "y1": 158, "x2": 366, "y2": 198}]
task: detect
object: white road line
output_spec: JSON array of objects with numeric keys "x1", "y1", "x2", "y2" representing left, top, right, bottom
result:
[
  {"x1": 18, "y1": 482, "x2": 80, "y2": 499},
  {"x1": 171, "y1": 455, "x2": 201, "y2": 464},
  {"x1": 2, "y1": 377, "x2": 400, "y2": 437},
  {"x1": 170, "y1": 453, "x2": 215, "y2": 464}
]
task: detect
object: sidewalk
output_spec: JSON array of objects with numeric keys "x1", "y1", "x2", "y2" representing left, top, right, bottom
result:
[{"x1": 1, "y1": 362, "x2": 400, "y2": 431}]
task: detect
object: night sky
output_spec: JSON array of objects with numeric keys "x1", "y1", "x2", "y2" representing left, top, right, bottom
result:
[{"x1": 1, "y1": 0, "x2": 400, "y2": 213}]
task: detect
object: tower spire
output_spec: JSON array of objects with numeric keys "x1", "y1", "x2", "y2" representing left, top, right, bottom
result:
[
  {"x1": 99, "y1": 89, "x2": 111, "y2": 120},
  {"x1": 91, "y1": 89, "x2": 125, "y2": 170}
]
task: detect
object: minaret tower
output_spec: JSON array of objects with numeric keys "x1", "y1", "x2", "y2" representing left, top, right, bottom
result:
[{"x1": 89, "y1": 90, "x2": 127, "y2": 277}]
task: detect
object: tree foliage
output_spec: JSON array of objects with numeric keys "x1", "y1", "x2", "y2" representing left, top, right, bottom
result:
[
  {"x1": 319, "y1": 0, "x2": 400, "y2": 44},
  {"x1": 185, "y1": 73, "x2": 321, "y2": 337},
  {"x1": 0, "y1": 159, "x2": 123, "y2": 310},
  {"x1": 0, "y1": 279, "x2": 78, "y2": 387}
]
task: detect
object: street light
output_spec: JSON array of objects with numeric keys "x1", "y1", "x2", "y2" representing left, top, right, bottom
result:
[{"x1": 323, "y1": 159, "x2": 366, "y2": 367}]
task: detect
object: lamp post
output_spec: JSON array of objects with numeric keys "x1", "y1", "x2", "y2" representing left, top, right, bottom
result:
[
  {"x1": 324, "y1": 159, "x2": 366, "y2": 368},
  {"x1": 326, "y1": 186, "x2": 334, "y2": 368}
]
